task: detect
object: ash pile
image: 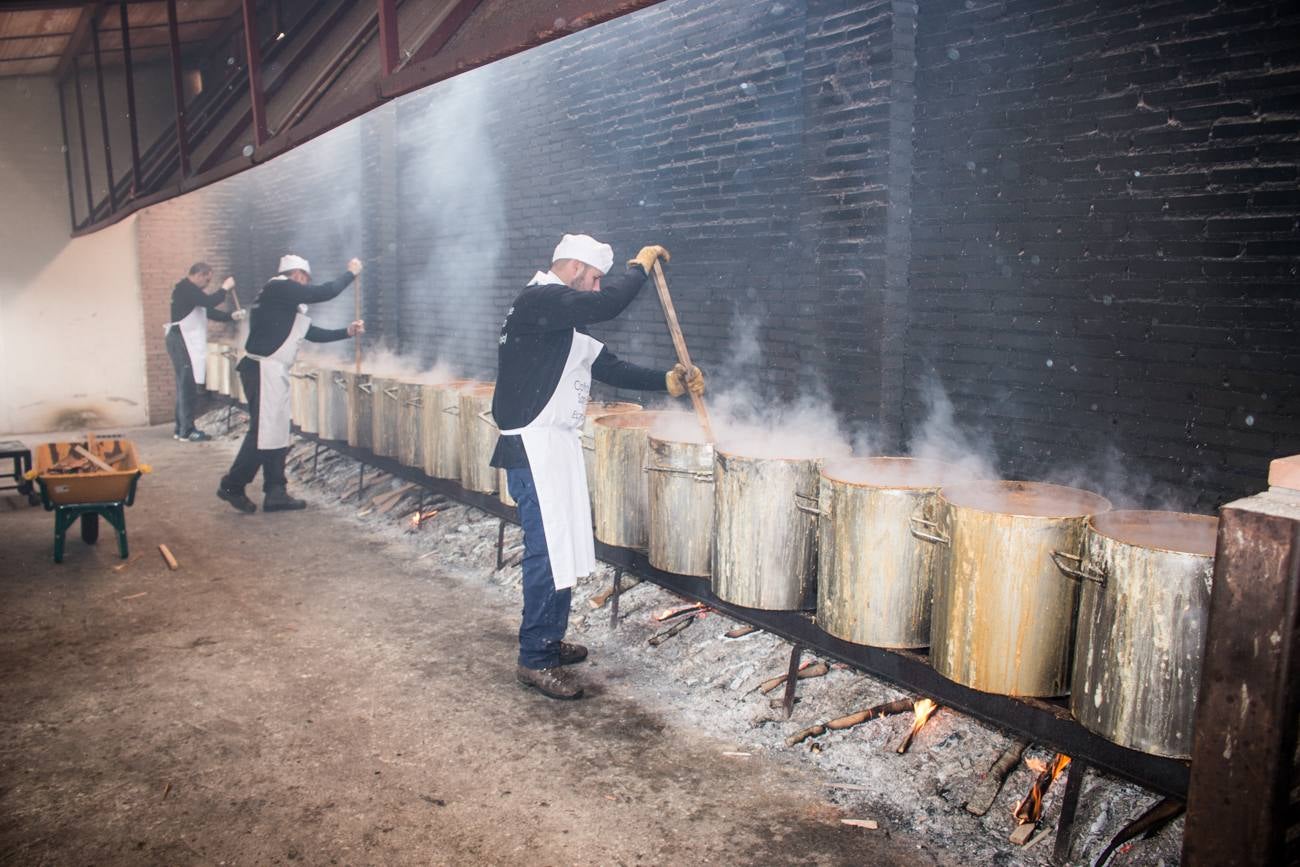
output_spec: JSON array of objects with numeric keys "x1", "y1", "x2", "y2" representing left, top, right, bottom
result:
[{"x1": 196, "y1": 408, "x2": 1184, "y2": 866}]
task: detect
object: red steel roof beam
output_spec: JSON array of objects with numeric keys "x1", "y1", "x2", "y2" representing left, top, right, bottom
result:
[
  {"x1": 90, "y1": 11, "x2": 117, "y2": 213},
  {"x1": 377, "y1": 0, "x2": 399, "y2": 76},
  {"x1": 240, "y1": 0, "x2": 269, "y2": 147},
  {"x1": 165, "y1": 0, "x2": 190, "y2": 176},
  {"x1": 118, "y1": 0, "x2": 142, "y2": 197}
]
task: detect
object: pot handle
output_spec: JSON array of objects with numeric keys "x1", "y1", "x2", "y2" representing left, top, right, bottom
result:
[
  {"x1": 333, "y1": 374, "x2": 348, "y2": 389},
  {"x1": 581, "y1": 434, "x2": 595, "y2": 452},
  {"x1": 793, "y1": 491, "x2": 826, "y2": 517},
  {"x1": 1050, "y1": 550, "x2": 1108, "y2": 587},
  {"x1": 384, "y1": 386, "x2": 400, "y2": 400},
  {"x1": 644, "y1": 463, "x2": 714, "y2": 482},
  {"x1": 305, "y1": 371, "x2": 318, "y2": 381},
  {"x1": 359, "y1": 381, "x2": 373, "y2": 394},
  {"x1": 405, "y1": 397, "x2": 423, "y2": 408},
  {"x1": 443, "y1": 405, "x2": 460, "y2": 416},
  {"x1": 909, "y1": 515, "x2": 950, "y2": 546},
  {"x1": 477, "y1": 409, "x2": 498, "y2": 429}
]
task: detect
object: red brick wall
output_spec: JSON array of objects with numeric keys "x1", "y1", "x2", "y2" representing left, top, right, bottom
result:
[{"x1": 136, "y1": 184, "x2": 245, "y2": 425}]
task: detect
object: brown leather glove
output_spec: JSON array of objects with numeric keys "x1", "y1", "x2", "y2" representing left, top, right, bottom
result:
[
  {"x1": 628, "y1": 245, "x2": 671, "y2": 273},
  {"x1": 665, "y1": 363, "x2": 705, "y2": 397}
]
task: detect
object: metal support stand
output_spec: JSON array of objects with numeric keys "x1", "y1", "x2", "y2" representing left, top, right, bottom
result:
[
  {"x1": 609, "y1": 570, "x2": 625, "y2": 629},
  {"x1": 312, "y1": 442, "x2": 321, "y2": 477},
  {"x1": 357, "y1": 462, "x2": 365, "y2": 498},
  {"x1": 225, "y1": 404, "x2": 234, "y2": 435},
  {"x1": 781, "y1": 643, "x2": 804, "y2": 719},
  {"x1": 495, "y1": 518, "x2": 507, "y2": 571},
  {"x1": 1052, "y1": 757, "x2": 1088, "y2": 865}
]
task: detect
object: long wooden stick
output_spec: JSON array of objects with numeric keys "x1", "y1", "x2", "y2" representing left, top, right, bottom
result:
[
  {"x1": 650, "y1": 261, "x2": 714, "y2": 441},
  {"x1": 229, "y1": 287, "x2": 242, "y2": 311},
  {"x1": 353, "y1": 272, "x2": 362, "y2": 375}
]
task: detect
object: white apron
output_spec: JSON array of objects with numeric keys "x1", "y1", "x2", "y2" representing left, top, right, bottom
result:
[
  {"x1": 245, "y1": 304, "x2": 312, "y2": 450},
  {"x1": 500, "y1": 329, "x2": 604, "y2": 591},
  {"x1": 164, "y1": 306, "x2": 208, "y2": 385}
]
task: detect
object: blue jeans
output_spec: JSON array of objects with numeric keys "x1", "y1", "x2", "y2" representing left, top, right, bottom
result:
[{"x1": 508, "y1": 467, "x2": 572, "y2": 670}]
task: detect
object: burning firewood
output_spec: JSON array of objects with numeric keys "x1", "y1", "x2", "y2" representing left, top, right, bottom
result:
[
  {"x1": 964, "y1": 738, "x2": 1031, "y2": 816},
  {"x1": 757, "y1": 660, "x2": 829, "y2": 694},
  {"x1": 1010, "y1": 752, "x2": 1071, "y2": 840},
  {"x1": 653, "y1": 602, "x2": 707, "y2": 622},
  {"x1": 895, "y1": 698, "x2": 939, "y2": 754},
  {"x1": 825, "y1": 698, "x2": 913, "y2": 730},
  {"x1": 406, "y1": 509, "x2": 441, "y2": 531}
]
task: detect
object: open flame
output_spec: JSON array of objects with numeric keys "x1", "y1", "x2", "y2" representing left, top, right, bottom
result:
[
  {"x1": 1013, "y1": 753, "x2": 1071, "y2": 825},
  {"x1": 895, "y1": 698, "x2": 940, "y2": 754}
]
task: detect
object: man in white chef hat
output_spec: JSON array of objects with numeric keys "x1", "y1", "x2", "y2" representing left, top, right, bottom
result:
[
  {"x1": 492, "y1": 233, "x2": 705, "y2": 699},
  {"x1": 217, "y1": 253, "x2": 364, "y2": 513}
]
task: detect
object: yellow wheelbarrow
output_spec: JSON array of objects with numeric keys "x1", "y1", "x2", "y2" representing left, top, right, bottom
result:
[{"x1": 25, "y1": 435, "x2": 151, "y2": 563}]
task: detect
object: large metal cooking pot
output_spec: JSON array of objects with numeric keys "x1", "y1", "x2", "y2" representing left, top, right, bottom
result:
[
  {"x1": 1053, "y1": 510, "x2": 1217, "y2": 758},
  {"x1": 215, "y1": 342, "x2": 236, "y2": 397},
  {"x1": 422, "y1": 379, "x2": 477, "y2": 481},
  {"x1": 226, "y1": 345, "x2": 245, "y2": 404},
  {"x1": 646, "y1": 418, "x2": 713, "y2": 577},
  {"x1": 289, "y1": 364, "x2": 320, "y2": 434},
  {"x1": 370, "y1": 376, "x2": 402, "y2": 458},
  {"x1": 344, "y1": 371, "x2": 374, "y2": 450},
  {"x1": 582, "y1": 401, "x2": 642, "y2": 511},
  {"x1": 918, "y1": 480, "x2": 1112, "y2": 697},
  {"x1": 205, "y1": 342, "x2": 222, "y2": 392},
  {"x1": 814, "y1": 457, "x2": 964, "y2": 648},
  {"x1": 593, "y1": 411, "x2": 669, "y2": 549},
  {"x1": 713, "y1": 448, "x2": 821, "y2": 610},
  {"x1": 458, "y1": 384, "x2": 497, "y2": 493},
  {"x1": 317, "y1": 367, "x2": 349, "y2": 441},
  {"x1": 396, "y1": 381, "x2": 425, "y2": 468}
]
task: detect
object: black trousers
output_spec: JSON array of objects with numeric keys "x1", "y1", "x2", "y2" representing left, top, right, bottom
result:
[
  {"x1": 222, "y1": 360, "x2": 289, "y2": 492},
  {"x1": 165, "y1": 328, "x2": 198, "y2": 436}
]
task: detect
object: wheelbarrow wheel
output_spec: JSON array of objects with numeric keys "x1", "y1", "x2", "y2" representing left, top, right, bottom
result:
[{"x1": 81, "y1": 513, "x2": 99, "y2": 544}]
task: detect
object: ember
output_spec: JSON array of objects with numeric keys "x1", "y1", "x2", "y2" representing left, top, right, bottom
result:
[{"x1": 895, "y1": 698, "x2": 939, "y2": 754}]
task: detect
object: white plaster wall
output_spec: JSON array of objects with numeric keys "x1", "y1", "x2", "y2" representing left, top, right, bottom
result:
[{"x1": 0, "y1": 77, "x2": 149, "y2": 435}]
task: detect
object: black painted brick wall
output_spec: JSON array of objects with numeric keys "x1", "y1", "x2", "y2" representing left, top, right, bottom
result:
[
  {"x1": 909, "y1": 0, "x2": 1300, "y2": 510},
  {"x1": 188, "y1": 0, "x2": 1299, "y2": 510}
]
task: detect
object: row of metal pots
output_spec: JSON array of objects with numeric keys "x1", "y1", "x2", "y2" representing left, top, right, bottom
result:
[
  {"x1": 205, "y1": 340, "x2": 246, "y2": 403},
  {"x1": 586, "y1": 409, "x2": 1216, "y2": 761},
  {"x1": 205, "y1": 353, "x2": 1213, "y2": 760}
]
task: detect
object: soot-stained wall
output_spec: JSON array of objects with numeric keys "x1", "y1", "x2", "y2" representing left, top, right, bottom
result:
[
  {"x1": 908, "y1": 0, "x2": 1300, "y2": 509},
  {"x1": 179, "y1": 0, "x2": 1298, "y2": 511}
]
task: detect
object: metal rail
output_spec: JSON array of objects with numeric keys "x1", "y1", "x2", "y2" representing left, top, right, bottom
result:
[{"x1": 247, "y1": 408, "x2": 1189, "y2": 801}]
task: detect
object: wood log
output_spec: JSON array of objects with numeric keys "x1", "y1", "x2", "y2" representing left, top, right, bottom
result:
[
  {"x1": 648, "y1": 616, "x2": 694, "y2": 647},
  {"x1": 825, "y1": 698, "x2": 914, "y2": 730},
  {"x1": 158, "y1": 544, "x2": 179, "y2": 571},
  {"x1": 589, "y1": 577, "x2": 639, "y2": 609},
  {"x1": 73, "y1": 445, "x2": 114, "y2": 473},
  {"x1": 724, "y1": 624, "x2": 758, "y2": 639},
  {"x1": 965, "y1": 738, "x2": 1031, "y2": 816},
  {"x1": 784, "y1": 724, "x2": 826, "y2": 747},
  {"x1": 758, "y1": 661, "x2": 829, "y2": 695}
]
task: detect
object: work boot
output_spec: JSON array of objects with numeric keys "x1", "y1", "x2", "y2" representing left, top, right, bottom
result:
[
  {"x1": 263, "y1": 485, "x2": 307, "y2": 512},
  {"x1": 216, "y1": 481, "x2": 257, "y2": 513},
  {"x1": 516, "y1": 665, "x2": 584, "y2": 700},
  {"x1": 558, "y1": 642, "x2": 588, "y2": 666}
]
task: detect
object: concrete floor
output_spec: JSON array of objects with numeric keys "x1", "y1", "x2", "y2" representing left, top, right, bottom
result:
[{"x1": 0, "y1": 425, "x2": 953, "y2": 866}]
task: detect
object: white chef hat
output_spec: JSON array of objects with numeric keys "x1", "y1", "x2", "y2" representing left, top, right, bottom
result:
[
  {"x1": 277, "y1": 254, "x2": 311, "y2": 276},
  {"x1": 552, "y1": 233, "x2": 613, "y2": 275}
]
